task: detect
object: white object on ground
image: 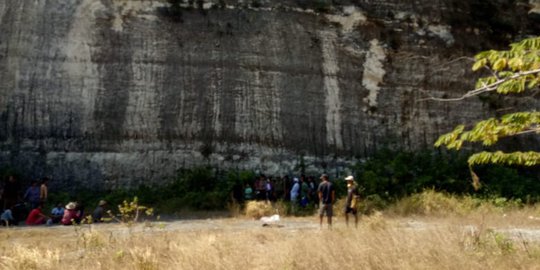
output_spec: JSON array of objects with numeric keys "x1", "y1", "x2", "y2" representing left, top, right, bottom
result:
[{"x1": 260, "y1": 214, "x2": 280, "y2": 223}]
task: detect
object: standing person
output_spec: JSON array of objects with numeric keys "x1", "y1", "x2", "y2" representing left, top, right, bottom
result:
[
  {"x1": 300, "y1": 176, "x2": 309, "y2": 207},
  {"x1": 244, "y1": 183, "x2": 254, "y2": 201},
  {"x1": 265, "y1": 178, "x2": 274, "y2": 203},
  {"x1": 282, "y1": 175, "x2": 291, "y2": 201},
  {"x1": 290, "y1": 178, "x2": 300, "y2": 214},
  {"x1": 24, "y1": 180, "x2": 41, "y2": 210},
  {"x1": 344, "y1": 175, "x2": 359, "y2": 228},
  {"x1": 40, "y1": 177, "x2": 49, "y2": 203},
  {"x1": 317, "y1": 174, "x2": 335, "y2": 228},
  {"x1": 307, "y1": 176, "x2": 317, "y2": 206},
  {"x1": 256, "y1": 175, "x2": 267, "y2": 201},
  {"x1": 2, "y1": 175, "x2": 20, "y2": 210},
  {"x1": 273, "y1": 176, "x2": 284, "y2": 200}
]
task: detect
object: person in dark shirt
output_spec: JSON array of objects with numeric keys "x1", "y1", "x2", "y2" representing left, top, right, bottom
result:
[
  {"x1": 2, "y1": 175, "x2": 20, "y2": 210},
  {"x1": 317, "y1": 174, "x2": 335, "y2": 228},
  {"x1": 92, "y1": 200, "x2": 107, "y2": 223},
  {"x1": 24, "y1": 180, "x2": 41, "y2": 210}
]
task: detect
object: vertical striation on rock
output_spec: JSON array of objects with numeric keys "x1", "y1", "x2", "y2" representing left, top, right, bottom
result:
[
  {"x1": 320, "y1": 29, "x2": 343, "y2": 151},
  {"x1": 0, "y1": 0, "x2": 538, "y2": 189}
]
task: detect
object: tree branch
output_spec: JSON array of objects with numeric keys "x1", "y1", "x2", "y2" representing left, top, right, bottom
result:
[
  {"x1": 419, "y1": 68, "x2": 540, "y2": 102},
  {"x1": 515, "y1": 127, "x2": 540, "y2": 136}
]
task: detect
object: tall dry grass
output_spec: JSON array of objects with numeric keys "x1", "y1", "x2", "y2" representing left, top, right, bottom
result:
[
  {"x1": 3, "y1": 191, "x2": 540, "y2": 269},
  {"x1": 2, "y1": 210, "x2": 540, "y2": 270}
]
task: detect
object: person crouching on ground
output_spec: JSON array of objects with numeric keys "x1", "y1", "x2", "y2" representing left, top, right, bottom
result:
[
  {"x1": 92, "y1": 200, "x2": 107, "y2": 223},
  {"x1": 61, "y1": 202, "x2": 81, "y2": 225},
  {"x1": 1, "y1": 206, "x2": 14, "y2": 226},
  {"x1": 344, "y1": 175, "x2": 359, "y2": 228},
  {"x1": 25, "y1": 202, "x2": 50, "y2": 225}
]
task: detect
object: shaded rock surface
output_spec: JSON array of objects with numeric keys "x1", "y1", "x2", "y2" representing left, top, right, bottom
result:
[{"x1": 0, "y1": 0, "x2": 538, "y2": 189}]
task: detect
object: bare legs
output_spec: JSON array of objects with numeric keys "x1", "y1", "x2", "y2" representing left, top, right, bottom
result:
[{"x1": 345, "y1": 213, "x2": 358, "y2": 228}]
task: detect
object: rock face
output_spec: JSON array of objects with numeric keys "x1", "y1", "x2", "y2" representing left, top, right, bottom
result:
[{"x1": 0, "y1": 0, "x2": 538, "y2": 190}]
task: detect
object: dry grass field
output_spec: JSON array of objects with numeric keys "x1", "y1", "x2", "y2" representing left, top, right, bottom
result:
[{"x1": 3, "y1": 195, "x2": 540, "y2": 270}]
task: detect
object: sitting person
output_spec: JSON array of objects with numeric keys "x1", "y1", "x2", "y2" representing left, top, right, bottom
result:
[
  {"x1": 1, "y1": 207, "x2": 14, "y2": 226},
  {"x1": 75, "y1": 201, "x2": 85, "y2": 221},
  {"x1": 11, "y1": 202, "x2": 29, "y2": 225},
  {"x1": 50, "y1": 203, "x2": 65, "y2": 224},
  {"x1": 61, "y1": 202, "x2": 81, "y2": 225},
  {"x1": 92, "y1": 200, "x2": 107, "y2": 223},
  {"x1": 25, "y1": 203, "x2": 50, "y2": 225}
]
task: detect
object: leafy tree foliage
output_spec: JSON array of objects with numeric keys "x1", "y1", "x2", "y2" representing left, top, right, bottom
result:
[{"x1": 435, "y1": 37, "x2": 540, "y2": 188}]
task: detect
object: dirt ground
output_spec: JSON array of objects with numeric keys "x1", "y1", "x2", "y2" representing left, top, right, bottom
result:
[{"x1": 4, "y1": 214, "x2": 540, "y2": 242}]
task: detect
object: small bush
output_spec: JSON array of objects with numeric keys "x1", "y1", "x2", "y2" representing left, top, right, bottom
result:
[
  {"x1": 272, "y1": 200, "x2": 290, "y2": 216},
  {"x1": 389, "y1": 190, "x2": 524, "y2": 216},
  {"x1": 359, "y1": 194, "x2": 389, "y2": 215},
  {"x1": 244, "y1": 201, "x2": 276, "y2": 219},
  {"x1": 108, "y1": 197, "x2": 153, "y2": 226},
  {"x1": 390, "y1": 189, "x2": 463, "y2": 216}
]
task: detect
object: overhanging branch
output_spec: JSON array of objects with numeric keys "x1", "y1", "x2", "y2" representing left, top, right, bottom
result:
[{"x1": 419, "y1": 68, "x2": 540, "y2": 102}]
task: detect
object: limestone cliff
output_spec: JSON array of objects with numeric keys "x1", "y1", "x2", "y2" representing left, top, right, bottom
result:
[{"x1": 0, "y1": 0, "x2": 538, "y2": 189}]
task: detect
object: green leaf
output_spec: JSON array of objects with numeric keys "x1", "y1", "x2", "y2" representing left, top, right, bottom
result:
[
  {"x1": 472, "y1": 59, "x2": 487, "y2": 71},
  {"x1": 507, "y1": 57, "x2": 523, "y2": 71},
  {"x1": 492, "y1": 58, "x2": 507, "y2": 71}
]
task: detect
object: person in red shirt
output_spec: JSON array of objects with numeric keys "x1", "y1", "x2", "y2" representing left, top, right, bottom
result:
[{"x1": 25, "y1": 203, "x2": 49, "y2": 225}]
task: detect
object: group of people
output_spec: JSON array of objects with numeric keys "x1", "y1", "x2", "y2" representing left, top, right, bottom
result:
[
  {"x1": 241, "y1": 174, "x2": 320, "y2": 207},
  {"x1": 315, "y1": 174, "x2": 359, "y2": 228},
  {"x1": 0, "y1": 175, "x2": 108, "y2": 227},
  {"x1": 241, "y1": 173, "x2": 360, "y2": 228},
  {"x1": 2, "y1": 173, "x2": 359, "y2": 229}
]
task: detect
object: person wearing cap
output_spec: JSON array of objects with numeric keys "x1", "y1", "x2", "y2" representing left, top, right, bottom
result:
[
  {"x1": 317, "y1": 174, "x2": 335, "y2": 228},
  {"x1": 344, "y1": 175, "x2": 359, "y2": 228},
  {"x1": 92, "y1": 200, "x2": 107, "y2": 223}
]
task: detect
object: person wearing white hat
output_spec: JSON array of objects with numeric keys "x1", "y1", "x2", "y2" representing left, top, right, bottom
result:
[
  {"x1": 344, "y1": 175, "x2": 359, "y2": 228},
  {"x1": 61, "y1": 202, "x2": 81, "y2": 225}
]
